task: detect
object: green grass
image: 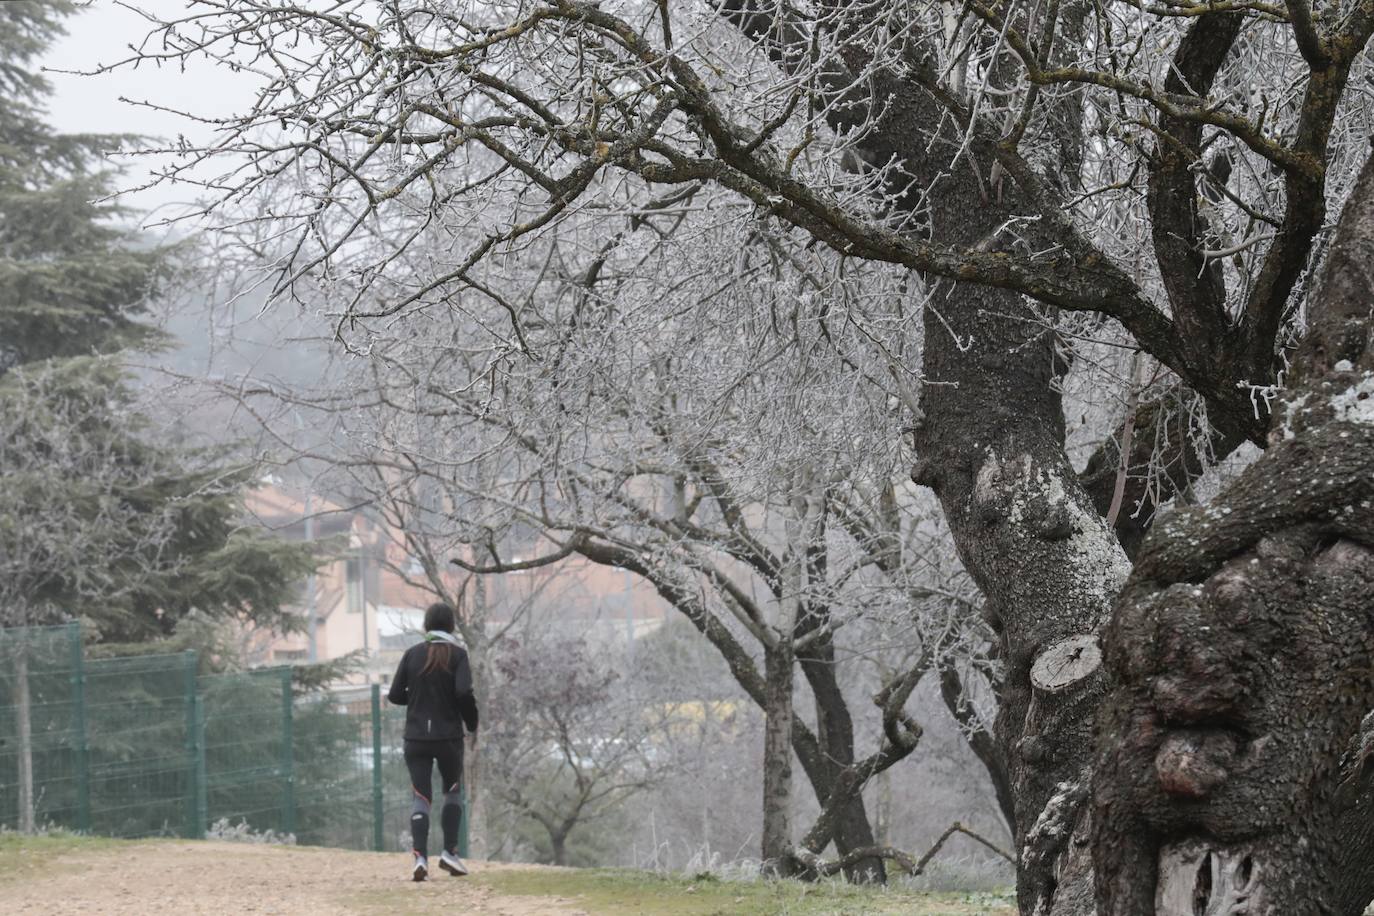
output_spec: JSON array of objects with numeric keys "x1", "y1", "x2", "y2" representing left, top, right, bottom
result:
[
  {"x1": 0, "y1": 830, "x2": 123, "y2": 883},
  {"x1": 464, "y1": 868, "x2": 1017, "y2": 915}
]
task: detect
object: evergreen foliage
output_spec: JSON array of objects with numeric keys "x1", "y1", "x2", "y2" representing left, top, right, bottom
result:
[
  {"x1": 0, "y1": 1, "x2": 160, "y2": 373},
  {"x1": 0, "y1": 1, "x2": 317, "y2": 645}
]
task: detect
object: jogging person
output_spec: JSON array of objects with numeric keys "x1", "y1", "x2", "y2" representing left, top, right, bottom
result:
[{"x1": 386, "y1": 601, "x2": 479, "y2": 881}]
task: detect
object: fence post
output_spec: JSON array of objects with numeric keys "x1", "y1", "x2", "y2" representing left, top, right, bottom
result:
[
  {"x1": 459, "y1": 783, "x2": 469, "y2": 858},
  {"x1": 66, "y1": 622, "x2": 91, "y2": 833},
  {"x1": 371, "y1": 683, "x2": 384, "y2": 852},
  {"x1": 194, "y1": 692, "x2": 208, "y2": 838},
  {"x1": 280, "y1": 667, "x2": 295, "y2": 837},
  {"x1": 182, "y1": 652, "x2": 205, "y2": 839}
]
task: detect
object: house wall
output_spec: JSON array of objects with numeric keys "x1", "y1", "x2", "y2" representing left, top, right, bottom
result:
[{"x1": 241, "y1": 483, "x2": 674, "y2": 681}]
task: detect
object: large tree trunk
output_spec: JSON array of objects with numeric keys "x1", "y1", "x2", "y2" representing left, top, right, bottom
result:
[
  {"x1": 1093, "y1": 153, "x2": 1374, "y2": 914},
  {"x1": 748, "y1": 27, "x2": 1121, "y2": 905},
  {"x1": 915, "y1": 274, "x2": 1123, "y2": 914},
  {"x1": 907, "y1": 128, "x2": 1125, "y2": 906}
]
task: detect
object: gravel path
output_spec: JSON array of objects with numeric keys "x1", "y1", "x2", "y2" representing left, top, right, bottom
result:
[{"x1": 3, "y1": 840, "x2": 586, "y2": 915}]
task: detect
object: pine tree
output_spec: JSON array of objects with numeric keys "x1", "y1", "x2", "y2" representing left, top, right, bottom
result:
[
  {"x1": 0, "y1": 1, "x2": 163, "y2": 374},
  {"x1": 0, "y1": 0, "x2": 317, "y2": 642}
]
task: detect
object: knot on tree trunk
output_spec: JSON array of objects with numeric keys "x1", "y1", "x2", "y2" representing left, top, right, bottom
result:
[
  {"x1": 972, "y1": 451, "x2": 1080, "y2": 541},
  {"x1": 1089, "y1": 142, "x2": 1374, "y2": 916},
  {"x1": 1101, "y1": 489, "x2": 1374, "y2": 839},
  {"x1": 1154, "y1": 729, "x2": 1239, "y2": 800}
]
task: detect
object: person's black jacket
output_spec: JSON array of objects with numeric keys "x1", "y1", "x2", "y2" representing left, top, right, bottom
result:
[{"x1": 387, "y1": 640, "x2": 479, "y2": 740}]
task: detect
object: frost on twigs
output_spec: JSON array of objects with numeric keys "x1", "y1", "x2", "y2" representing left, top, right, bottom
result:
[{"x1": 207, "y1": 817, "x2": 296, "y2": 846}]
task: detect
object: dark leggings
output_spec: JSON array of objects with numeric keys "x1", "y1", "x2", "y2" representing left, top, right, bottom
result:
[{"x1": 403, "y1": 738, "x2": 464, "y2": 856}]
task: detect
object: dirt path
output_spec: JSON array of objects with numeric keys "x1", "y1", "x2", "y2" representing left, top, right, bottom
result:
[{"x1": 3, "y1": 841, "x2": 586, "y2": 915}]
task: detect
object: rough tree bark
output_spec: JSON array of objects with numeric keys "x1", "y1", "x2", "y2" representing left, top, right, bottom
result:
[{"x1": 1093, "y1": 150, "x2": 1374, "y2": 915}]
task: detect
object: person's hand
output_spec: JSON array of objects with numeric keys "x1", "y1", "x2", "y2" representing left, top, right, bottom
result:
[{"x1": 466, "y1": 731, "x2": 478, "y2": 749}]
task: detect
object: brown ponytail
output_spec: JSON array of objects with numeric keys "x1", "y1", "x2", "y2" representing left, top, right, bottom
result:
[
  {"x1": 420, "y1": 642, "x2": 453, "y2": 675},
  {"x1": 420, "y1": 602, "x2": 459, "y2": 674}
]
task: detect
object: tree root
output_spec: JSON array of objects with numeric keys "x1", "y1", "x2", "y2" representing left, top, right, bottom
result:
[{"x1": 788, "y1": 820, "x2": 1015, "y2": 879}]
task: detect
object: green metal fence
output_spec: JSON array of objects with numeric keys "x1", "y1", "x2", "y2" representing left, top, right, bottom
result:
[{"x1": 0, "y1": 623, "x2": 466, "y2": 856}]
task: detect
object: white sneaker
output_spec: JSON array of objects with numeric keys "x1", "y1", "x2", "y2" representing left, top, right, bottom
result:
[
  {"x1": 439, "y1": 850, "x2": 469, "y2": 877},
  {"x1": 412, "y1": 854, "x2": 428, "y2": 881}
]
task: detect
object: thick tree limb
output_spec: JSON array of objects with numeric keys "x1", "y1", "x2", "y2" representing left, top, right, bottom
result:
[
  {"x1": 1146, "y1": 13, "x2": 1243, "y2": 345},
  {"x1": 449, "y1": 532, "x2": 587, "y2": 573},
  {"x1": 797, "y1": 657, "x2": 928, "y2": 857}
]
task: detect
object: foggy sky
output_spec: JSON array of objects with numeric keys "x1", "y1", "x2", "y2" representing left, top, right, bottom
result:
[{"x1": 38, "y1": 2, "x2": 339, "y2": 413}]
